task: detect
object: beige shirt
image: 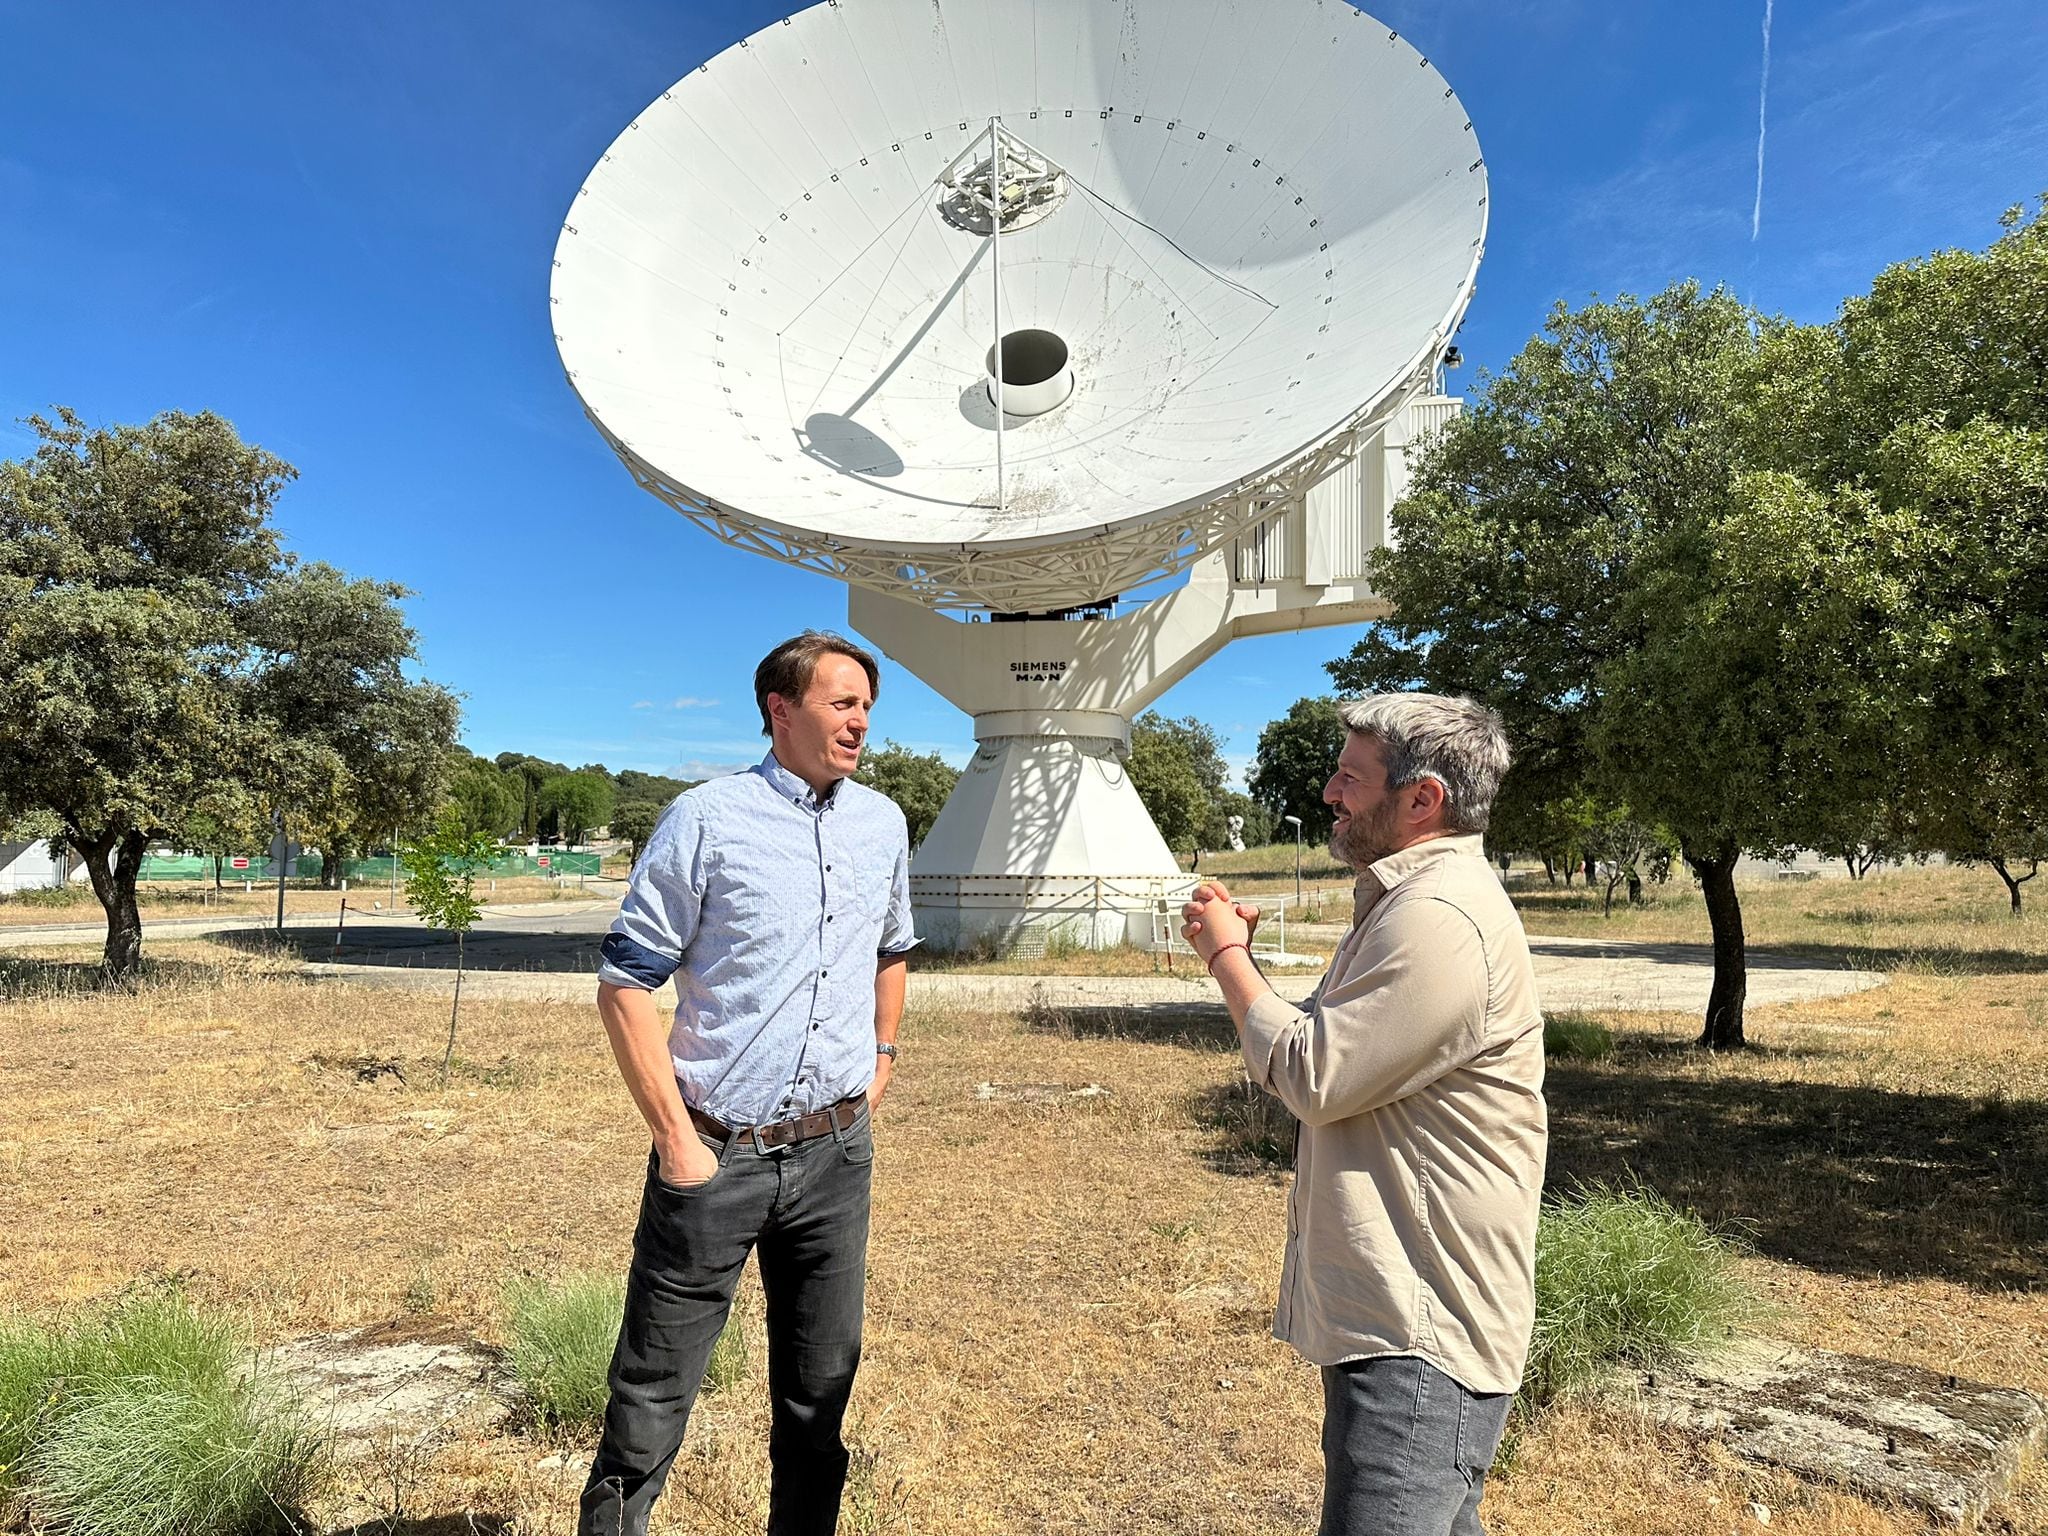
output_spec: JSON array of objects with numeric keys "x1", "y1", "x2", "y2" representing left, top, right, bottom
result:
[{"x1": 1241, "y1": 833, "x2": 1547, "y2": 1395}]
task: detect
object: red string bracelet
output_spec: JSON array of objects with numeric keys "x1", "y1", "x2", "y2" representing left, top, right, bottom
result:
[{"x1": 1206, "y1": 941, "x2": 1251, "y2": 976}]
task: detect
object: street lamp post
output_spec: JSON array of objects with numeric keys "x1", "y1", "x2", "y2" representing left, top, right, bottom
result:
[{"x1": 1283, "y1": 814, "x2": 1303, "y2": 911}]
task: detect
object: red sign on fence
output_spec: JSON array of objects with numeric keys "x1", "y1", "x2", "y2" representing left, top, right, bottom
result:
[
  {"x1": 230, "y1": 856, "x2": 250, "y2": 870},
  {"x1": 537, "y1": 854, "x2": 551, "y2": 868}
]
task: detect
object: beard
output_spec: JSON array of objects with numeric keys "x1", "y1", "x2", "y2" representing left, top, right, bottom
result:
[{"x1": 1328, "y1": 798, "x2": 1404, "y2": 872}]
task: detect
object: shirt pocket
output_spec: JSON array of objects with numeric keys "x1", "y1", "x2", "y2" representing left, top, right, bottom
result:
[{"x1": 852, "y1": 849, "x2": 896, "y2": 929}]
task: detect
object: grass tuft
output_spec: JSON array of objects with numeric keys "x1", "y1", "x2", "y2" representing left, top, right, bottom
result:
[
  {"x1": 505, "y1": 1274, "x2": 624, "y2": 1432},
  {"x1": 1523, "y1": 1186, "x2": 1758, "y2": 1414},
  {"x1": 0, "y1": 1313, "x2": 76, "y2": 1493},
  {"x1": 29, "y1": 1377, "x2": 324, "y2": 1536},
  {"x1": 1544, "y1": 1012, "x2": 1616, "y2": 1061},
  {"x1": 2, "y1": 1292, "x2": 325, "y2": 1534},
  {"x1": 504, "y1": 1273, "x2": 746, "y2": 1433}
]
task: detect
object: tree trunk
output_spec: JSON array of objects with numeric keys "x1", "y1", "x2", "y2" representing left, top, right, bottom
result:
[
  {"x1": 1688, "y1": 840, "x2": 1747, "y2": 1050},
  {"x1": 1541, "y1": 857, "x2": 1557, "y2": 886},
  {"x1": 317, "y1": 833, "x2": 347, "y2": 891},
  {"x1": 1627, "y1": 869, "x2": 1644, "y2": 906},
  {"x1": 77, "y1": 826, "x2": 148, "y2": 985},
  {"x1": 1989, "y1": 856, "x2": 2035, "y2": 917},
  {"x1": 1845, "y1": 856, "x2": 1860, "y2": 880},
  {"x1": 440, "y1": 930, "x2": 464, "y2": 1086}
]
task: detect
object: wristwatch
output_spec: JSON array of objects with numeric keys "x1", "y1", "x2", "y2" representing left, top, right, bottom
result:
[{"x1": 875, "y1": 1042, "x2": 898, "y2": 1059}]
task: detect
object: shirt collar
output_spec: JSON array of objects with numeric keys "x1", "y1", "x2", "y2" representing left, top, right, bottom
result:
[
  {"x1": 1362, "y1": 832, "x2": 1487, "y2": 900},
  {"x1": 755, "y1": 751, "x2": 842, "y2": 811}
]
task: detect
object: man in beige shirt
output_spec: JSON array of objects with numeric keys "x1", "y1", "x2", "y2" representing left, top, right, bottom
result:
[{"x1": 1182, "y1": 693, "x2": 1545, "y2": 1536}]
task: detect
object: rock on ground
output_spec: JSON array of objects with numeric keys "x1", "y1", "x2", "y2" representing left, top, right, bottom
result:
[
  {"x1": 268, "y1": 1317, "x2": 519, "y2": 1459},
  {"x1": 1634, "y1": 1338, "x2": 2047, "y2": 1526}
]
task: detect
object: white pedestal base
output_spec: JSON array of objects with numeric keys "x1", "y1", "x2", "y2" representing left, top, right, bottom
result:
[{"x1": 909, "y1": 717, "x2": 1193, "y2": 952}]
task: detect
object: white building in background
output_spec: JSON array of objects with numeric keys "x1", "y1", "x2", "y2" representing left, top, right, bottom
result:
[{"x1": 0, "y1": 840, "x2": 69, "y2": 894}]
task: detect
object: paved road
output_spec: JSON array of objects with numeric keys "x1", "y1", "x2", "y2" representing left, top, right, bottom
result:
[
  {"x1": 8, "y1": 896, "x2": 1879, "y2": 1016},
  {"x1": 4, "y1": 897, "x2": 1884, "y2": 1015}
]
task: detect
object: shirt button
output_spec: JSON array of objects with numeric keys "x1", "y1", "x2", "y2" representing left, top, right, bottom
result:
[
  {"x1": 826, "y1": 914, "x2": 835, "y2": 923},
  {"x1": 820, "y1": 969, "x2": 829, "y2": 978}
]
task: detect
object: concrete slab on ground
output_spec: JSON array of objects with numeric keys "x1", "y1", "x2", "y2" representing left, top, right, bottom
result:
[{"x1": 1634, "y1": 1339, "x2": 2047, "y2": 1526}]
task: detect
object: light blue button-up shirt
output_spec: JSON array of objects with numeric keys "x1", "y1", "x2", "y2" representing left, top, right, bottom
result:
[{"x1": 597, "y1": 752, "x2": 918, "y2": 1126}]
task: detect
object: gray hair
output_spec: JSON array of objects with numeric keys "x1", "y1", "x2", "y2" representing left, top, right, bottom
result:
[{"x1": 1336, "y1": 693, "x2": 1510, "y2": 835}]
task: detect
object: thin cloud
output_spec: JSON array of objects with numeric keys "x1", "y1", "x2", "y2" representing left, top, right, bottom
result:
[
  {"x1": 1752, "y1": 0, "x2": 1774, "y2": 241},
  {"x1": 631, "y1": 697, "x2": 720, "y2": 711}
]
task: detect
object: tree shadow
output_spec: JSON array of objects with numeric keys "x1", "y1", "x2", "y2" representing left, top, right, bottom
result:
[
  {"x1": 1770, "y1": 941, "x2": 2048, "y2": 977},
  {"x1": 1188, "y1": 1049, "x2": 2048, "y2": 1292},
  {"x1": 1022, "y1": 996, "x2": 1247, "y2": 1053},
  {"x1": 0, "y1": 954, "x2": 248, "y2": 999},
  {"x1": 212, "y1": 922, "x2": 604, "y2": 974}
]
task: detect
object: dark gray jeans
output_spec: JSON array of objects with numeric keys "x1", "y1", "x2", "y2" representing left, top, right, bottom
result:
[
  {"x1": 1319, "y1": 1355, "x2": 1512, "y2": 1536},
  {"x1": 579, "y1": 1107, "x2": 874, "y2": 1536}
]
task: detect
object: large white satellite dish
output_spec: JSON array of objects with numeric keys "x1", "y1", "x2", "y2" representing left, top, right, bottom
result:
[{"x1": 557, "y1": 0, "x2": 1484, "y2": 948}]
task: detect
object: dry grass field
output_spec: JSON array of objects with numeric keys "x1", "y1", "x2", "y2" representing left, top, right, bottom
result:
[{"x1": 2, "y1": 860, "x2": 2044, "y2": 1536}]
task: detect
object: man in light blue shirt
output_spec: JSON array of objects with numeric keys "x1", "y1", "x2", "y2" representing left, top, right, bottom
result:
[{"x1": 580, "y1": 631, "x2": 916, "y2": 1536}]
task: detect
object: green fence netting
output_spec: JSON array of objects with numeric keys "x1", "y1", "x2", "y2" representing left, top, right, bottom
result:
[{"x1": 136, "y1": 851, "x2": 605, "y2": 881}]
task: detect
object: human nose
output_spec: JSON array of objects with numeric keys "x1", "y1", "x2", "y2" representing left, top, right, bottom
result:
[{"x1": 1323, "y1": 774, "x2": 1343, "y2": 805}]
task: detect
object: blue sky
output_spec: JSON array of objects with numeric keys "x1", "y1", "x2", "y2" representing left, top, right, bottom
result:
[{"x1": 4, "y1": 0, "x2": 2044, "y2": 784}]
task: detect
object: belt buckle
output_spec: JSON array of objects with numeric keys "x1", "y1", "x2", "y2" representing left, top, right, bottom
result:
[{"x1": 749, "y1": 1115, "x2": 797, "y2": 1154}]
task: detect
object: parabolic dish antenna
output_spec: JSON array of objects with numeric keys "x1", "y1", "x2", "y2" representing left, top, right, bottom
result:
[{"x1": 553, "y1": 0, "x2": 1486, "y2": 613}]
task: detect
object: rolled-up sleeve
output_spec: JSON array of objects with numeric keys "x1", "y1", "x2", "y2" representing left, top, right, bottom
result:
[
  {"x1": 1241, "y1": 897, "x2": 1489, "y2": 1125},
  {"x1": 597, "y1": 796, "x2": 705, "y2": 990},
  {"x1": 877, "y1": 818, "x2": 919, "y2": 957}
]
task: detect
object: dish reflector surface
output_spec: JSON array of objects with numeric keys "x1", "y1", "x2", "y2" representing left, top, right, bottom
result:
[{"x1": 554, "y1": 0, "x2": 1485, "y2": 601}]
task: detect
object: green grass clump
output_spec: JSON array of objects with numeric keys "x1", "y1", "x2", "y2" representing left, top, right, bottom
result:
[
  {"x1": 1522, "y1": 1186, "x2": 1757, "y2": 1414},
  {"x1": 505, "y1": 1273, "x2": 747, "y2": 1432},
  {"x1": 1543, "y1": 1012, "x2": 1615, "y2": 1061},
  {"x1": 703, "y1": 1315, "x2": 748, "y2": 1394},
  {"x1": 0, "y1": 1292, "x2": 325, "y2": 1534},
  {"x1": 30, "y1": 1377, "x2": 325, "y2": 1536},
  {"x1": 506, "y1": 1274, "x2": 625, "y2": 1432},
  {"x1": 0, "y1": 1314, "x2": 77, "y2": 1492}
]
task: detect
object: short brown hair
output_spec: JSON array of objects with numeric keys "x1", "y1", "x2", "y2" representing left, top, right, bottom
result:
[{"x1": 754, "y1": 631, "x2": 881, "y2": 736}]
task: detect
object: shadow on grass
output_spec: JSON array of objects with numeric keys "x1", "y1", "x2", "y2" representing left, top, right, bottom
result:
[
  {"x1": 1190, "y1": 1046, "x2": 2048, "y2": 1292},
  {"x1": 213, "y1": 922, "x2": 605, "y2": 974},
  {"x1": 1769, "y1": 941, "x2": 2048, "y2": 977},
  {"x1": 1022, "y1": 996, "x2": 1244, "y2": 1052},
  {"x1": 0, "y1": 954, "x2": 253, "y2": 999},
  {"x1": 328, "y1": 1517, "x2": 514, "y2": 1536}
]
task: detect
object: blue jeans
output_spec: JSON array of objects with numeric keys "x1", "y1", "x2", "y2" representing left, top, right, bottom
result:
[
  {"x1": 1319, "y1": 1356, "x2": 1512, "y2": 1536},
  {"x1": 579, "y1": 1109, "x2": 874, "y2": 1536}
]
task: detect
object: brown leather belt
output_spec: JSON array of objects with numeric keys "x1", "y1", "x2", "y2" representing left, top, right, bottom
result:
[{"x1": 688, "y1": 1092, "x2": 865, "y2": 1150}]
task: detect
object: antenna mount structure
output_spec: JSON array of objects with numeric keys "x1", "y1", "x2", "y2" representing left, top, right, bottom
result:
[{"x1": 554, "y1": 0, "x2": 1486, "y2": 951}]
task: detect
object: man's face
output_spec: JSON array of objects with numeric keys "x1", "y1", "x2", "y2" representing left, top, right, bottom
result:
[
  {"x1": 769, "y1": 653, "x2": 873, "y2": 788},
  {"x1": 1324, "y1": 733, "x2": 1407, "y2": 871}
]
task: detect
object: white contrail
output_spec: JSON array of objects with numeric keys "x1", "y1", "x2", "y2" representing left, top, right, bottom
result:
[{"x1": 1752, "y1": 0, "x2": 1774, "y2": 240}]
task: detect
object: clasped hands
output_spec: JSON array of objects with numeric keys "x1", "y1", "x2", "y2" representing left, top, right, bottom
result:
[{"x1": 1181, "y1": 880, "x2": 1262, "y2": 969}]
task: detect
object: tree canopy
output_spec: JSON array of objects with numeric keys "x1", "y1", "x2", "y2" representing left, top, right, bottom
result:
[
  {"x1": 0, "y1": 408, "x2": 459, "y2": 978},
  {"x1": 854, "y1": 741, "x2": 958, "y2": 847},
  {"x1": 538, "y1": 771, "x2": 616, "y2": 848},
  {"x1": 1329, "y1": 202, "x2": 2048, "y2": 1043},
  {"x1": 1248, "y1": 697, "x2": 1345, "y2": 846}
]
